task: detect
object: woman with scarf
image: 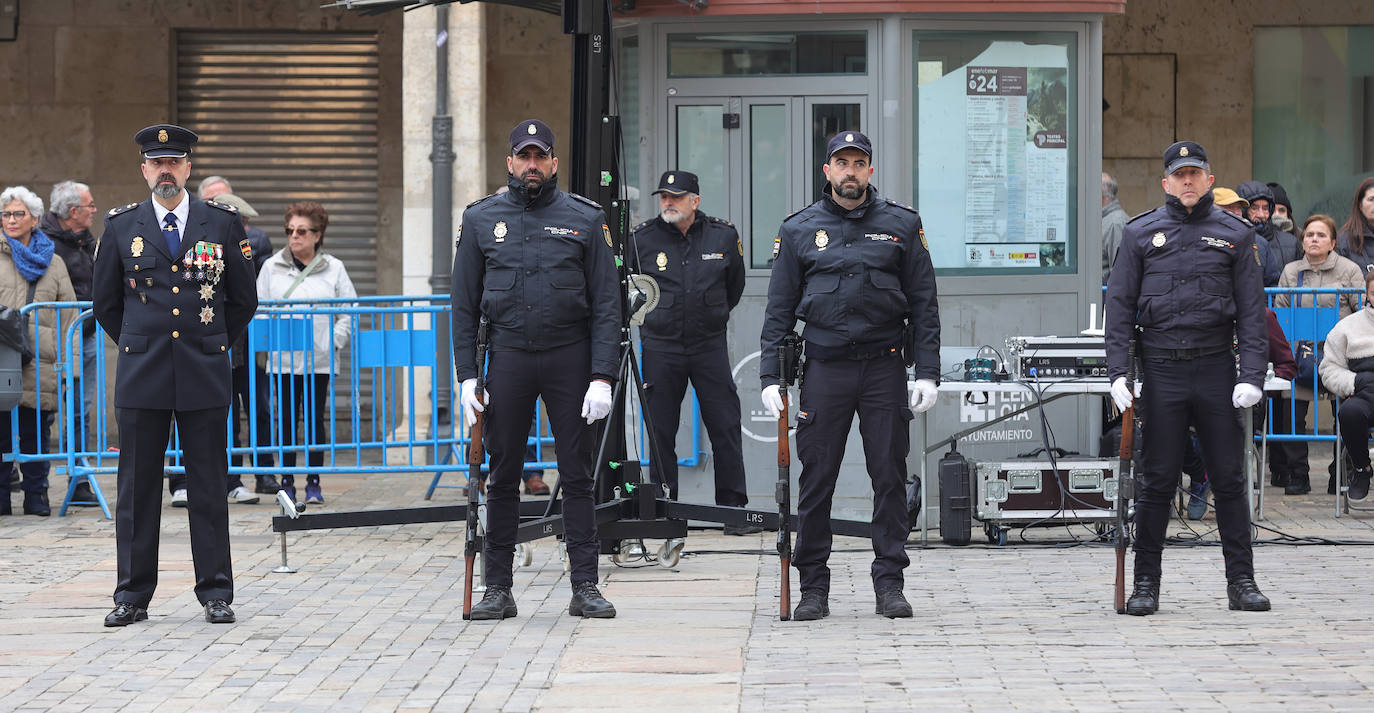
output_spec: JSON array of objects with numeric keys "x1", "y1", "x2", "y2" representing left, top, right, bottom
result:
[{"x1": 0, "y1": 186, "x2": 76, "y2": 516}]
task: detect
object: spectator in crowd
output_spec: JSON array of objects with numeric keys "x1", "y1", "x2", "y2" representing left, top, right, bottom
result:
[
  {"x1": 1267, "y1": 182, "x2": 1300, "y2": 238},
  {"x1": 256, "y1": 201, "x2": 356, "y2": 505},
  {"x1": 1271, "y1": 214, "x2": 1362, "y2": 495},
  {"x1": 1336, "y1": 177, "x2": 1374, "y2": 278},
  {"x1": 1238, "y1": 180, "x2": 1299, "y2": 268},
  {"x1": 0, "y1": 186, "x2": 76, "y2": 516},
  {"x1": 41, "y1": 180, "x2": 101, "y2": 505},
  {"x1": 1100, "y1": 171, "x2": 1129, "y2": 282},
  {"x1": 1317, "y1": 269, "x2": 1374, "y2": 502},
  {"x1": 213, "y1": 193, "x2": 278, "y2": 498},
  {"x1": 197, "y1": 175, "x2": 232, "y2": 201},
  {"x1": 1215, "y1": 187, "x2": 1281, "y2": 286}
]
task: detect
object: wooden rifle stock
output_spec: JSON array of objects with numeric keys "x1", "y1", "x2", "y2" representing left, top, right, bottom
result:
[
  {"x1": 462, "y1": 317, "x2": 490, "y2": 621},
  {"x1": 1113, "y1": 340, "x2": 1136, "y2": 614},
  {"x1": 776, "y1": 334, "x2": 798, "y2": 621}
]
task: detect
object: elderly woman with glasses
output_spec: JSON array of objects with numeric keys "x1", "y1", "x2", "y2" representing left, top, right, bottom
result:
[
  {"x1": 0, "y1": 186, "x2": 76, "y2": 516},
  {"x1": 256, "y1": 201, "x2": 356, "y2": 506}
]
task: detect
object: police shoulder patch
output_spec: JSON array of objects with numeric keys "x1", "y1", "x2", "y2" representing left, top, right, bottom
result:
[
  {"x1": 107, "y1": 202, "x2": 139, "y2": 218},
  {"x1": 885, "y1": 199, "x2": 919, "y2": 216},
  {"x1": 206, "y1": 199, "x2": 237, "y2": 214},
  {"x1": 465, "y1": 192, "x2": 498, "y2": 209},
  {"x1": 566, "y1": 192, "x2": 602, "y2": 210}
]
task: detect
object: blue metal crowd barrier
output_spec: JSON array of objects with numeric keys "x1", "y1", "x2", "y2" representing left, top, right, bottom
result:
[{"x1": 1, "y1": 296, "x2": 707, "y2": 518}]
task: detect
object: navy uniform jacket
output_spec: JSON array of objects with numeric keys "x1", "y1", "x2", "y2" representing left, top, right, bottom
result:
[
  {"x1": 760, "y1": 184, "x2": 941, "y2": 387},
  {"x1": 451, "y1": 175, "x2": 621, "y2": 382},
  {"x1": 1104, "y1": 191, "x2": 1266, "y2": 387},
  {"x1": 630, "y1": 211, "x2": 744, "y2": 354},
  {"x1": 91, "y1": 196, "x2": 259, "y2": 410}
]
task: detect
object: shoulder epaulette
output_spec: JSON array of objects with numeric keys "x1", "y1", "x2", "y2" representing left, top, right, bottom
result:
[
  {"x1": 107, "y1": 203, "x2": 139, "y2": 218},
  {"x1": 706, "y1": 215, "x2": 735, "y2": 228},
  {"x1": 567, "y1": 192, "x2": 602, "y2": 210},
  {"x1": 782, "y1": 203, "x2": 815, "y2": 224},
  {"x1": 1126, "y1": 208, "x2": 1159, "y2": 225},
  {"x1": 1219, "y1": 210, "x2": 1251, "y2": 228},
  {"x1": 885, "y1": 199, "x2": 920, "y2": 215},
  {"x1": 206, "y1": 199, "x2": 237, "y2": 214},
  {"x1": 632, "y1": 220, "x2": 652, "y2": 233},
  {"x1": 465, "y1": 192, "x2": 498, "y2": 209}
]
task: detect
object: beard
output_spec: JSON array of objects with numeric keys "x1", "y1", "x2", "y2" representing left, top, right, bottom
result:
[
  {"x1": 660, "y1": 207, "x2": 686, "y2": 225},
  {"x1": 152, "y1": 174, "x2": 181, "y2": 199},
  {"x1": 834, "y1": 179, "x2": 865, "y2": 200},
  {"x1": 519, "y1": 169, "x2": 550, "y2": 191}
]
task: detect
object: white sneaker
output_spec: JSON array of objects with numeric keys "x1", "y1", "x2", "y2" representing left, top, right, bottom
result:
[
  {"x1": 171, "y1": 489, "x2": 188, "y2": 507},
  {"x1": 228, "y1": 486, "x2": 260, "y2": 505}
]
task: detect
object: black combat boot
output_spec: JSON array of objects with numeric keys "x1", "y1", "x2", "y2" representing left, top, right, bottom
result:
[
  {"x1": 1125, "y1": 576, "x2": 1159, "y2": 616},
  {"x1": 1226, "y1": 577, "x2": 1271, "y2": 611},
  {"x1": 791, "y1": 590, "x2": 829, "y2": 621},
  {"x1": 568, "y1": 581, "x2": 616, "y2": 618},
  {"x1": 1284, "y1": 473, "x2": 1311, "y2": 495},
  {"x1": 469, "y1": 585, "x2": 517, "y2": 620},
  {"x1": 875, "y1": 588, "x2": 913, "y2": 618}
]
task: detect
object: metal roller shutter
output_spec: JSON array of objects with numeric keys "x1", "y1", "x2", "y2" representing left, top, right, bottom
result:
[{"x1": 175, "y1": 30, "x2": 381, "y2": 295}]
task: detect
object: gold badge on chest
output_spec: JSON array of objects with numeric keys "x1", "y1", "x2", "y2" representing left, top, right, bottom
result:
[
  {"x1": 815, "y1": 230, "x2": 830, "y2": 250},
  {"x1": 655, "y1": 252, "x2": 668, "y2": 271},
  {"x1": 131, "y1": 236, "x2": 144, "y2": 257},
  {"x1": 1151, "y1": 232, "x2": 1166, "y2": 248},
  {"x1": 494, "y1": 221, "x2": 508, "y2": 241}
]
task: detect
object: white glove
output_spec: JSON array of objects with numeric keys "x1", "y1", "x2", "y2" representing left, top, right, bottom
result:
[
  {"x1": 761, "y1": 384, "x2": 784, "y2": 419},
  {"x1": 1110, "y1": 377, "x2": 1135, "y2": 412},
  {"x1": 910, "y1": 379, "x2": 938, "y2": 414},
  {"x1": 1232, "y1": 382, "x2": 1263, "y2": 409},
  {"x1": 460, "y1": 378, "x2": 486, "y2": 427},
  {"x1": 581, "y1": 380, "x2": 614, "y2": 424}
]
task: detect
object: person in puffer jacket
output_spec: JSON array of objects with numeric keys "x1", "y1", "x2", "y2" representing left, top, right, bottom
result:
[
  {"x1": 1318, "y1": 270, "x2": 1374, "y2": 502},
  {"x1": 256, "y1": 201, "x2": 356, "y2": 505}
]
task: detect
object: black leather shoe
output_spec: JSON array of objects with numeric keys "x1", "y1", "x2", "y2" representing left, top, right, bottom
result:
[
  {"x1": 792, "y1": 590, "x2": 829, "y2": 621},
  {"x1": 569, "y1": 581, "x2": 616, "y2": 618},
  {"x1": 469, "y1": 585, "x2": 518, "y2": 620},
  {"x1": 1284, "y1": 474, "x2": 1311, "y2": 495},
  {"x1": 1125, "y1": 576, "x2": 1160, "y2": 616},
  {"x1": 1269, "y1": 471, "x2": 1289, "y2": 488},
  {"x1": 71, "y1": 482, "x2": 98, "y2": 507},
  {"x1": 875, "y1": 588, "x2": 913, "y2": 618},
  {"x1": 203, "y1": 600, "x2": 236, "y2": 623},
  {"x1": 1348, "y1": 467, "x2": 1372, "y2": 501},
  {"x1": 723, "y1": 523, "x2": 764, "y2": 536},
  {"x1": 23, "y1": 492, "x2": 50, "y2": 516},
  {"x1": 104, "y1": 603, "x2": 148, "y2": 627},
  {"x1": 1227, "y1": 577, "x2": 1271, "y2": 611},
  {"x1": 254, "y1": 476, "x2": 281, "y2": 495}
]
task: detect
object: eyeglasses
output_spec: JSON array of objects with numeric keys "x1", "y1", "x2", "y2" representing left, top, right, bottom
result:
[
  {"x1": 0, "y1": 211, "x2": 29, "y2": 220},
  {"x1": 285, "y1": 227, "x2": 318, "y2": 237}
]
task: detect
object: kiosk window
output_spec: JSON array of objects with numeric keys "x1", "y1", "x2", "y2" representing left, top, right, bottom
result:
[
  {"x1": 912, "y1": 31, "x2": 1078, "y2": 275},
  {"x1": 669, "y1": 32, "x2": 866, "y2": 77}
]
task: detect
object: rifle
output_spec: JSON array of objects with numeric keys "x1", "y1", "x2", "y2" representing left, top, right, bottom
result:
[
  {"x1": 462, "y1": 316, "x2": 490, "y2": 620},
  {"x1": 1113, "y1": 339, "x2": 1136, "y2": 614},
  {"x1": 776, "y1": 333, "x2": 801, "y2": 620}
]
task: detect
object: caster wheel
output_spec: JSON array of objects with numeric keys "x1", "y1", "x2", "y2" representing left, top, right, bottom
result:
[
  {"x1": 657, "y1": 538, "x2": 685, "y2": 568},
  {"x1": 515, "y1": 543, "x2": 533, "y2": 568},
  {"x1": 997, "y1": 528, "x2": 1008, "y2": 546},
  {"x1": 558, "y1": 542, "x2": 570, "y2": 572},
  {"x1": 984, "y1": 524, "x2": 999, "y2": 544}
]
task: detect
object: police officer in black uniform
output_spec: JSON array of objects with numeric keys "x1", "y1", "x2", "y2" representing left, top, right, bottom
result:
[
  {"x1": 630, "y1": 171, "x2": 751, "y2": 527},
  {"x1": 759, "y1": 131, "x2": 941, "y2": 621},
  {"x1": 92, "y1": 124, "x2": 258, "y2": 626},
  {"x1": 1105, "y1": 140, "x2": 1271, "y2": 615},
  {"x1": 452, "y1": 119, "x2": 621, "y2": 620}
]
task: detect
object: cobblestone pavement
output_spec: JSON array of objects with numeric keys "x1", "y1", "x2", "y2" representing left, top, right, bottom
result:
[{"x1": 2, "y1": 468, "x2": 1373, "y2": 713}]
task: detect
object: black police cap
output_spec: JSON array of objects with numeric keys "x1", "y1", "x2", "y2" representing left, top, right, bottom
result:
[
  {"x1": 510, "y1": 119, "x2": 555, "y2": 153},
  {"x1": 826, "y1": 130, "x2": 872, "y2": 160},
  {"x1": 652, "y1": 170, "x2": 700, "y2": 196},
  {"x1": 135, "y1": 124, "x2": 198, "y2": 159},
  {"x1": 1164, "y1": 140, "x2": 1208, "y2": 174}
]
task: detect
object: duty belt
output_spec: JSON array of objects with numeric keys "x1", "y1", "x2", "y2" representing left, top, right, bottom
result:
[
  {"x1": 1144, "y1": 344, "x2": 1232, "y2": 361},
  {"x1": 805, "y1": 340, "x2": 900, "y2": 361}
]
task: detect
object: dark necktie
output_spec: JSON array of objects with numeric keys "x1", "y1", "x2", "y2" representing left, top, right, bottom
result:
[{"x1": 163, "y1": 213, "x2": 181, "y2": 257}]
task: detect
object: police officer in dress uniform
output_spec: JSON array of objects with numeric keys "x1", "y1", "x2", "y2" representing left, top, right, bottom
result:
[
  {"x1": 452, "y1": 119, "x2": 621, "y2": 620},
  {"x1": 759, "y1": 131, "x2": 941, "y2": 621},
  {"x1": 630, "y1": 171, "x2": 752, "y2": 529},
  {"x1": 92, "y1": 125, "x2": 258, "y2": 626},
  {"x1": 1104, "y1": 140, "x2": 1271, "y2": 615}
]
